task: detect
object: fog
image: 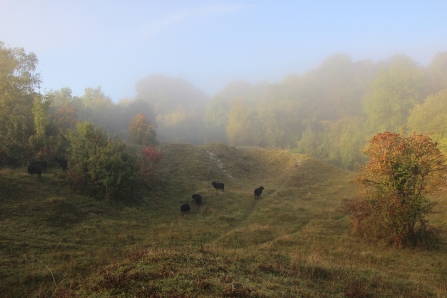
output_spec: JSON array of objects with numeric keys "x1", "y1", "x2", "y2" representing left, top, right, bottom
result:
[
  {"x1": 44, "y1": 52, "x2": 447, "y2": 170},
  {"x1": 1, "y1": 1, "x2": 446, "y2": 101}
]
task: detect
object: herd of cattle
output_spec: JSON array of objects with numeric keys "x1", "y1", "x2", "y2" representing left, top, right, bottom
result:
[
  {"x1": 27, "y1": 158, "x2": 68, "y2": 178},
  {"x1": 181, "y1": 181, "x2": 265, "y2": 215}
]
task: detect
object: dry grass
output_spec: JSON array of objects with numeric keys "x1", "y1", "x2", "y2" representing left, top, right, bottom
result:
[{"x1": 0, "y1": 143, "x2": 446, "y2": 297}]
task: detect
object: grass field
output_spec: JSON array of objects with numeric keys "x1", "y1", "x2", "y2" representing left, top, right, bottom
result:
[{"x1": 1, "y1": 142, "x2": 447, "y2": 297}]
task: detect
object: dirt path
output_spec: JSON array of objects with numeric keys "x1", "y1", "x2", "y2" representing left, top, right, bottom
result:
[{"x1": 206, "y1": 150, "x2": 243, "y2": 186}]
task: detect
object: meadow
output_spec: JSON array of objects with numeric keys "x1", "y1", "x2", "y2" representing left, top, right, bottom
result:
[{"x1": 1, "y1": 143, "x2": 446, "y2": 297}]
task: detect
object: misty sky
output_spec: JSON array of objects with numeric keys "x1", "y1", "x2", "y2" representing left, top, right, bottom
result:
[{"x1": 1, "y1": 0, "x2": 447, "y2": 101}]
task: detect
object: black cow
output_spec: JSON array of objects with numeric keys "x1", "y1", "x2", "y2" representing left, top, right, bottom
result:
[
  {"x1": 212, "y1": 181, "x2": 225, "y2": 192},
  {"x1": 30, "y1": 161, "x2": 47, "y2": 173},
  {"x1": 27, "y1": 165, "x2": 42, "y2": 178},
  {"x1": 192, "y1": 194, "x2": 202, "y2": 206},
  {"x1": 181, "y1": 203, "x2": 191, "y2": 215},
  {"x1": 54, "y1": 157, "x2": 68, "y2": 172},
  {"x1": 254, "y1": 186, "x2": 264, "y2": 200}
]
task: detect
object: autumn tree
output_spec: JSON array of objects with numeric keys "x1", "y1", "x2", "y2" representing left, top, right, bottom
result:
[
  {"x1": 347, "y1": 132, "x2": 447, "y2": 247},
  {"x1": 127, "y1": 113, "x2": 158, "y2": 145},
  {"x1": 137, "y1": 145, "x2": 163, "y2": 186}
]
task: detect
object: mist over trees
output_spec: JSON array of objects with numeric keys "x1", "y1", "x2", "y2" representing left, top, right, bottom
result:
[
  {"x1": 199, "y1": 53, "x2": 447, "y2": 169},
  {"x1": 135, "y1": 74, "x2": 209, "y2": 144},
  {"x1": 2, "y1": 40, "x2": 447, "y2": 171}
]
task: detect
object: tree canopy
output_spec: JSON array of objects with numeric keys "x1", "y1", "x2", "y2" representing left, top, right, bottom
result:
[
  {"x1": 0, "y1": 42, "x2": 41, "y2": 164},
  {"x1": 128, "y1": 113, "x2": 158, "y2": 146},
  {"x1": 364, "y1": 55, "x2": 423, "y2": 133}
]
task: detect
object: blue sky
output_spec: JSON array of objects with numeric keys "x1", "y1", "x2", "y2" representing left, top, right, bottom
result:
[{"x1": 1, "y1": 0, "x2": 447, "y2": 101}]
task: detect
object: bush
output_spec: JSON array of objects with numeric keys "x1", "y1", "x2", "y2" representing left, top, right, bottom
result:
[
  {"x1": 137, "y1": 145, "x2": 163, "y2": 187},
  {"x1": 346, "y1": 132, "x2": 447, "y2": 247},
  {"x1": 66, "y1": 122, "x2": 137, "y2": 200}
]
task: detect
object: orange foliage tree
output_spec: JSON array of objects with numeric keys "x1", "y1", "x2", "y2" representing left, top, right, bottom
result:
[
  {"x1": 137, "y1": 145, "x2": 163, "y2": 186},
  {"x1": 128, "y1": 113, "x2": 158, "y2": 145},
  {"x1": 347, "y1": 132, "x2": 447, "y2": 247}
]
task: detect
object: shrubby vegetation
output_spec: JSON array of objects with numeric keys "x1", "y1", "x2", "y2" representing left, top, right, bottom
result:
[
  {"x1": 66, "y1": 122, "x2": 137, "y2": 200},
  {"x1": 346, "y1": 132, "x2": 447, "y2": 247}
]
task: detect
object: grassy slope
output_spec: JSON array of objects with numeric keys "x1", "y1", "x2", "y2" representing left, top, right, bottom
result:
[{"x1": 1, "y1": 143, "x2": 447, "y2": 297}]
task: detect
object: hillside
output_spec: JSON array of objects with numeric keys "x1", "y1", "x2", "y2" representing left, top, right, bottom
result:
[{"x1": 1, "y1": 143, "x2": 446, "y2": 297}]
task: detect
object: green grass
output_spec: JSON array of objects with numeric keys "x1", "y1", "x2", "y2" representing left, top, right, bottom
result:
[{"x1": 1, "y1": 143, "x2": 447, "y2": 297}]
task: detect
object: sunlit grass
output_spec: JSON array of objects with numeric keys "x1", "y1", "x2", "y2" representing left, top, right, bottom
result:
[{"x1": 1, "y1": 143, "x2": 446, "y2": 297}]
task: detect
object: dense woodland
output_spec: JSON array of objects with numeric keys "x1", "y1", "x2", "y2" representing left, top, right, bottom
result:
[{"x1": 2, "y1": 41, "x2": 447, "y2": 172}]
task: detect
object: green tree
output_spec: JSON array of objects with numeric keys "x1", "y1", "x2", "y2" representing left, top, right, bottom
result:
[
  {"x1": 257, "y1": 100, "x2": 285, "y2": 147},
  {"x1": 52, "y1": 87, "x2": 73, "y2": 107},
  {"x1": 314, "y1": 117, "x2": 368, "y2": 169},
  {"x1": 128, "y1": 113, "x2": 158, "y2": 145},
  {"x1": 0, "y1": 42, "x2": 41, "y2": 164},
  {"x1": 424, "y1": 51, "x2": 447, "y2": 96},
  {"x1": 67, "y1": 122, "x2": 137, "y2": 200},
  {"x1": 407, "y1": 90, "x2": 447, "y2": 152},
  {"x1": 134, "y1": 75, "x2": 209, "y2": 144},
  {"x1": 302, "y1": 54, "x2": 377, "y2": 121},
  {"x1": 333, "y1": 117, "x2": 368, "y2": 169},
  {"x1": 76, "y1": 86, "x2": 113, "y2": 110},
  {"x1": 346, "y1": 132, "x2": 446, "y2": 247},
  {"x1": 364, "y1": 55, "x2": 424, "y2": 133},
  {"x1": 28, "y1": 92, "x2": 54, "y2": 158},
  {"x1": 203, "y1": 80, "x2": 258, "y2": 144},
  {"x1": 226, "y1": 100, "x2": 263, "y2": 146},
  {"x1": 295, "y1": 126, "x2": 320, "y2": 155}
]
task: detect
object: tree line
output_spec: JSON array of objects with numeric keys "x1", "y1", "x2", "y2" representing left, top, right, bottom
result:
[
  {"x1": 207, "y1": 54, "x2": 447, "y2": 169},
  {"x1": 2, "y1": 41, "x2": 447, "y2": 173},
  {"x1": 137, "y1": 52, "x2": 445, "y2": 170}
]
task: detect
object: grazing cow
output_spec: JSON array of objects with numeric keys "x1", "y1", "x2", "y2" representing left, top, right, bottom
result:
[
  {"x1": 181, "y1": 203, "x2": 191, "y2": 215},
  {"x1": 54, "y1": 157, "x2": 68, "y2": 172},
  {"x1": 27, "y1": 165, "x2": 42, "y2": 178},
  {"x1": 212, "y1": 181, "x2": 225, "y2": 192},
  {"x1": 254, "y1": 186, "x2": 264, "y2": 200},
  {"x1": 30, "y1": 161, "x2": 47, "y2": 173},
  {"x1": 191, "y1": 194, "x2": 202, "y2": 206}
]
